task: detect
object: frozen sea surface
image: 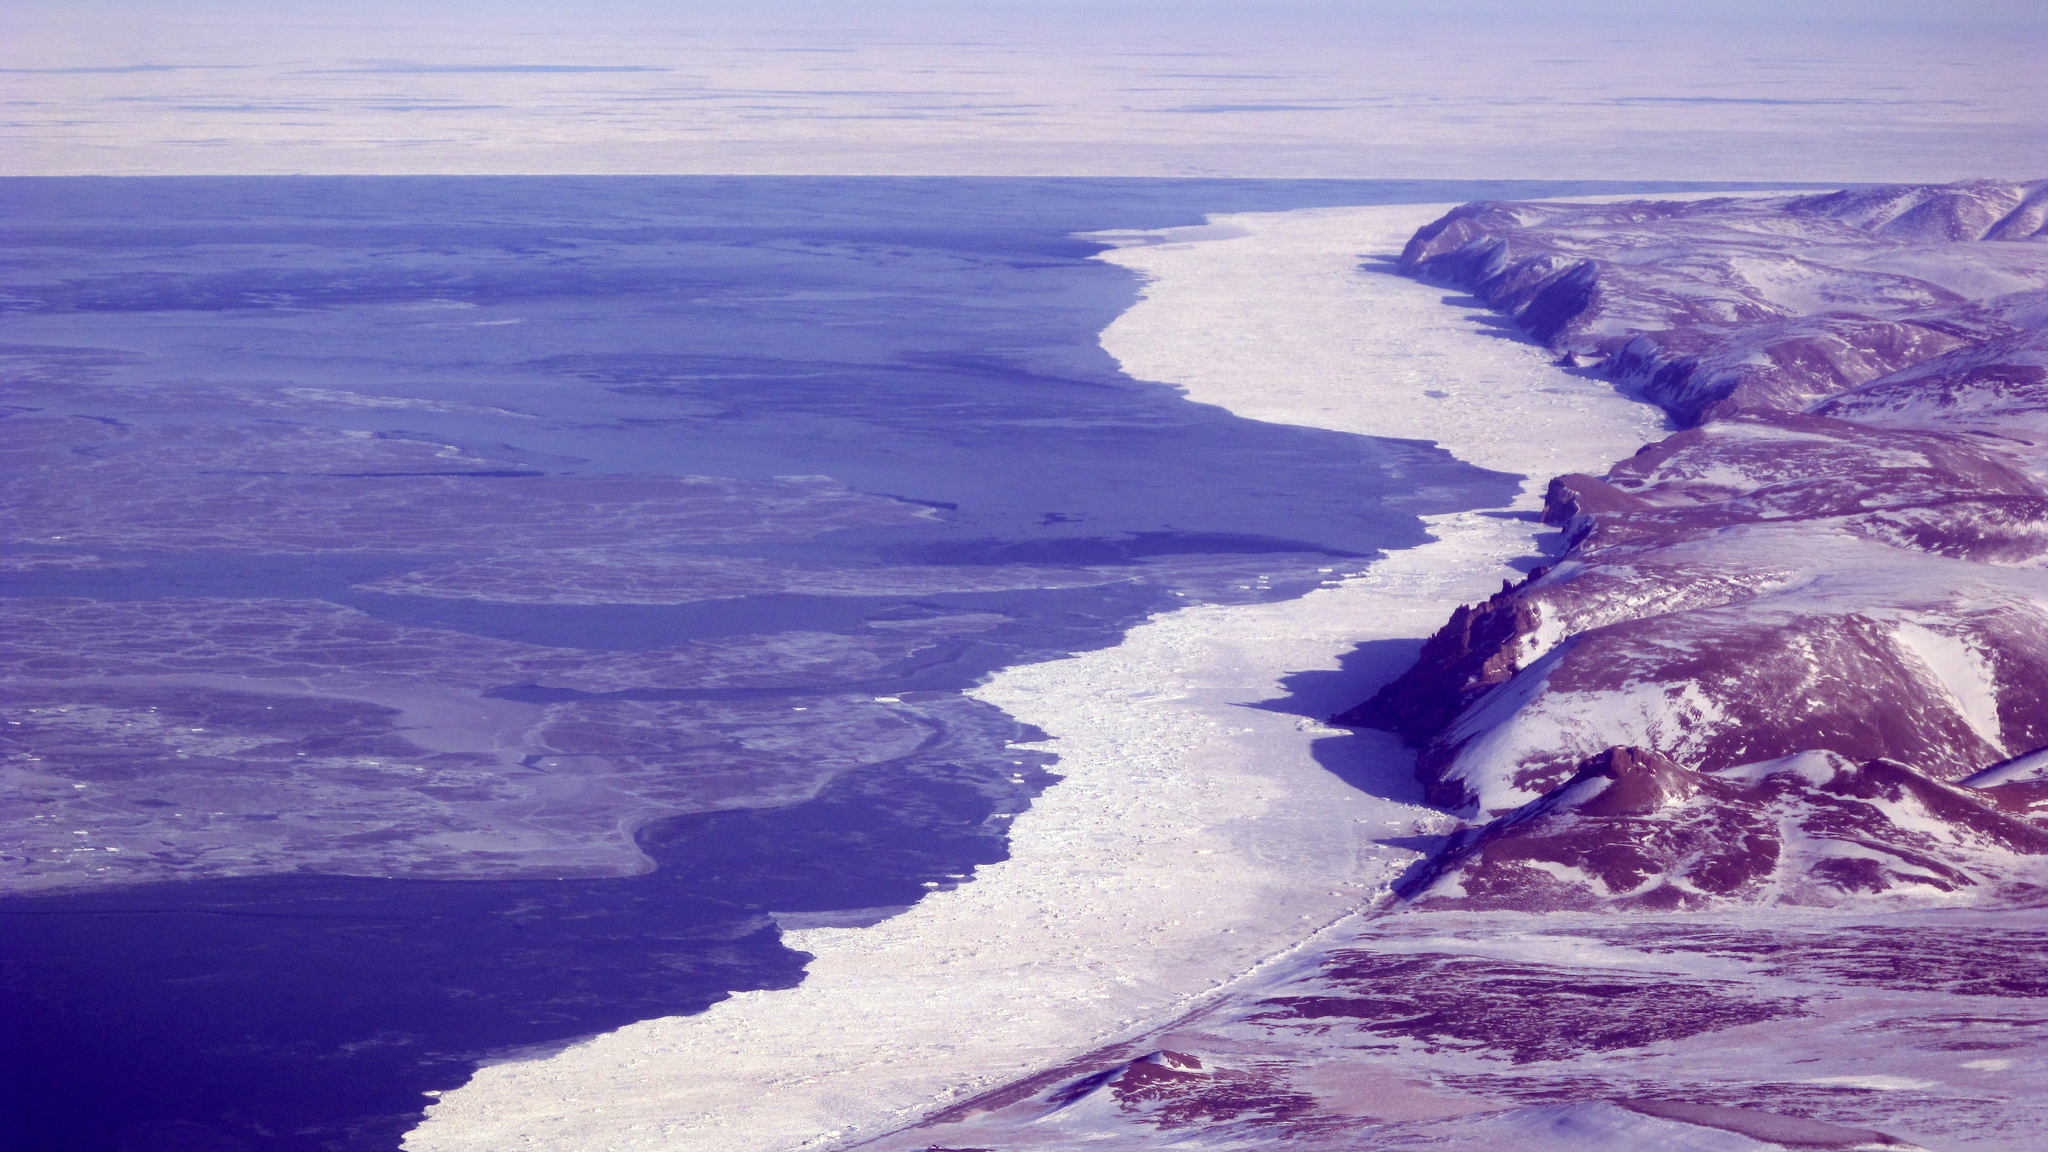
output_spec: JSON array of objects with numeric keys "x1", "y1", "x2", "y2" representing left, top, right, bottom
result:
[{"x1": 0, "y1": 176, "x2": 1804, "y2": 1151}]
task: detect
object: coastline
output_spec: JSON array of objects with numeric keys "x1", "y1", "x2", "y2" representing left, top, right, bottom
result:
[{"x1": 404, "y1": 199, "x2": 1721, "y2": 1152}]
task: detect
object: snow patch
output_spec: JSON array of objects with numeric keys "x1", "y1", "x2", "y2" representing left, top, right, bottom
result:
[{"x1": 1889, "y1": 623, "x2": 2007, "y2": 755}]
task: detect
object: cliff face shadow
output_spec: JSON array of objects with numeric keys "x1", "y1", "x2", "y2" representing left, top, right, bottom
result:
[
  {"x1": 1244, "y1": 638, "x2": 1431, "y2": 806},
  {"x1": 1307, "y1": 728, "x2": 1430, "y2": 807},
  {"x1": 1437, "y1": 293, "x2": 1533, "y2": 341},
  {"x1": 1245, "y1": 637, "x2": 1424, "y2": 722}
]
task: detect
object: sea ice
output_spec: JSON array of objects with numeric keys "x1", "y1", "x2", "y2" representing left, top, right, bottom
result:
[{"x1": 406, "y1": 199, "x2": 1709, "y2": 1151}]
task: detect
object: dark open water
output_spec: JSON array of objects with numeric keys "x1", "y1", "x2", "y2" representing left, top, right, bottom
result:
[{"x1": 0, "y1": 176, "x2": 1813, "y2": 1151}]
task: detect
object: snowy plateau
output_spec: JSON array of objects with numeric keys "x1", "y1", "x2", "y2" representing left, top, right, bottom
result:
[{"x1": 844, "y1": 181, "x2": 2048, "y2": 1150}]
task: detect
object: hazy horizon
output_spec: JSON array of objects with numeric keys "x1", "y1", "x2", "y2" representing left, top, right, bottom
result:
[{"x1": 4, "y1": 3, "x2": 2044, "y2": 182}]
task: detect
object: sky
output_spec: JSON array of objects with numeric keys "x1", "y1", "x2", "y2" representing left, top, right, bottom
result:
[{"x1": 3, "y1": 1, "x2": 2044, "y2": 178}]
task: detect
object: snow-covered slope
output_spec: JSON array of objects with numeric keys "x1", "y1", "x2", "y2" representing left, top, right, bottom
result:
[{"x1": 1399, "y1": 180, "x2": 2048, "y2": 428}]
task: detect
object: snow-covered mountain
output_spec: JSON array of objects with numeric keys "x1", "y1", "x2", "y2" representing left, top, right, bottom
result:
[
  {"x1": 1397, "y1": 180, "x2": 2048, "y2": 428},
  {"x1": 1342, "y1": 179, "x2": 2048, "y2": 911}
]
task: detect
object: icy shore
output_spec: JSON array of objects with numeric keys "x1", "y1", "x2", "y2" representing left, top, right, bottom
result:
[
  {"x1": 404, "y1": 200, "x2": 1687, "y2": 1151},
  {"x1": 848, "y1": 183, "x2": 2048, "y2": 1152}
]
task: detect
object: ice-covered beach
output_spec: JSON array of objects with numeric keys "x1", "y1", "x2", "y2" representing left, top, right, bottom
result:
[{"x1": 405, "y1": 198, "x2": 1746, "y2": 1151}]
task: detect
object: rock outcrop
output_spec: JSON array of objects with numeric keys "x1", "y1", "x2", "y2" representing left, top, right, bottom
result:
[{"x1": 1402, "y1": 746, "x2": 2048, "y2": 912}]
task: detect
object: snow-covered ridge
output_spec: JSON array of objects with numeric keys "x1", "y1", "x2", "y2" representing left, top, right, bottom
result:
[
  {"x1": 1342, "y1": 179, "x2": 2048, "y2": 912},
  {"x1": 1400, "y1": 179, "x2": 2048, "y2": 428}
]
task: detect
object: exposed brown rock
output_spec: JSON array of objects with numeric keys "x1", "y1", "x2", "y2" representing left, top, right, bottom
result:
[
  {"x1": 1396, "y1": 746, "x2": 2048, "y2": 912},
  {"x1": 1328, "y1": 577, "x2": 1544, "y2": 753},
  {"x1": 1541, "y1": 472, "x2": 1651, "y2": 529}
]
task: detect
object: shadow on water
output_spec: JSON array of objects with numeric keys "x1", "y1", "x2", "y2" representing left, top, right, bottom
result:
[{"x1": 0, "y1": 743, "x2": 1051, "y2": 1152}]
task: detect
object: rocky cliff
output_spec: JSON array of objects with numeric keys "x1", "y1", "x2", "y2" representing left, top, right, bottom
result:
[{"x1": 1337, "y1": 179, "x2": 2048, "y2": 911}]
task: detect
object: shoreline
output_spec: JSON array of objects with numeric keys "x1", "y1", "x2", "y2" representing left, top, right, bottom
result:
[{"x1": 403, "y1": 198, "x2": 1738, "y2": 1152}]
